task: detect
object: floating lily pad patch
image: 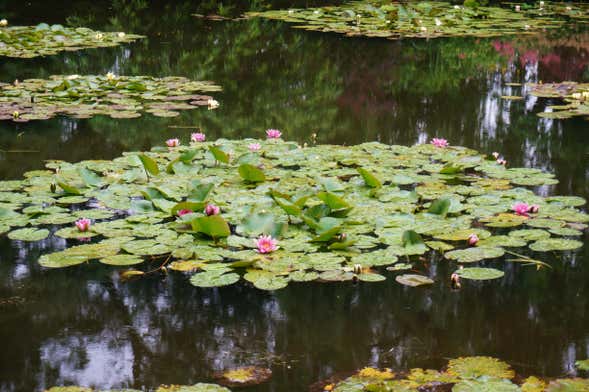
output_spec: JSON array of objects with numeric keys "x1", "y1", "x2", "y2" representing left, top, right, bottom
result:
[
  {"x1": 217, "y1": 366, "x2": 272, "y2": 387},
  {"x1": 526, "y1": 82, "x2": 589, "y2": 120},
  {"x1": 0, "y1": 75, "x2": 221, "y2": 122},
  {"x1": 247, "y1": 1, "x2": 589, "y2": 40},
  {"x1": 0, "y1": 23, "x2": 143, "y2": 58},
  {"x1": 0, "y1": 138, "x2": 584, "y2": 291}
]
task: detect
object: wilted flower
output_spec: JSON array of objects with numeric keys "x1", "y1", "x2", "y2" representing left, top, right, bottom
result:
[
  {"x1": 255, "y1": 235, "x2": 278, "y2": 254},
  {"x1": 166, "y1": 138, "x2": 180, "y2": 147},
  {"x1": 528, "y1": 204, "x2": 540, "y2": 213},
  {"x1": 117, "y1": 32, "x2": 126, "y2": 38},
  {"x1": 0, "y1": 19, "x2": 8, "y2": 27},
  {"x1": 204, "y1": 204, "x2": 220, "y2": 216},
  {"x1": 177, "y1": 209, "x2": 192, "y2": 216},
  {"x1": 75, "y1": 218, "x2": 91, "y2": 232},
  {"x1": 248, "y1": 143, "x2": 261, "y2": 152},
  {"x1": 106, "y1": 72, "x2": 116, "y2": 81},
  {"x1": 431, "y1": 138, "x2": 449, "y2": 148},
  {"x1": 467, "y1": 233, "x2": 479, "y2": 246},
  {"x1": 266, "y1": 129, "x2": 282, "y2": 139},
  {"x1": 207, "y1": 98, "x2": 219, "y2": 110},
  {"x1": 512, "y1": 202, "x2": 530, "y2": 216},
  {"x1": 191, "y1": 132, "x2": 206, "y2": 142}
]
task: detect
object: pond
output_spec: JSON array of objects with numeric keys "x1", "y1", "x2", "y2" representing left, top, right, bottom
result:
[{"x1": 0, "y1": 1, "x2": 589, "y2": 391}]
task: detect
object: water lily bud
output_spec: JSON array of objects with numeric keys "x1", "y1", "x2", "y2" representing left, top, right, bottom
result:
[
  {"x1": 106, "y1": 72, "x2": 116, "y2": 81},
  {"x1": 467, "y1": 233, "x2": 479, "y2": 246},
  {"x1": 50, "y1": 183, "x2": 56, "y2": 193},
  {"x1": 12, "y1": 110, "x2": 19, "y2": 118},
  {"x1": 353, "y1": 264, "x2": 362, "y2": 274},
  {"x1": 0, "y1": 19, "x2": 7, "y2": 27},
  {"x1": 451, "y1": 273, "x2": 461, "y2": 289}
]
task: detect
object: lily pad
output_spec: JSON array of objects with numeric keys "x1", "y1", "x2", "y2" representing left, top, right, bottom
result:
[
  {"x1": 395, "y1": 274, "x2": 433, "y2": 287},
  {"x1": 454, "y1": 267, "x2": 504, "y2": 281}
]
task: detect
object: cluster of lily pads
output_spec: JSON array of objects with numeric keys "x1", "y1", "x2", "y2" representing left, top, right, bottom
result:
[
  {"x1": 0, "y1": 136, "x2": 586, "y2": 291},
  {"x1": 0, "y1": 74, "x2": 221, "y2": 121},
  {"x1": 247, "y1": 1, "x2": 589, "y2": 40},
  {"x1": 527, "y1": 82, "x2": 589, "y2": 120},
  {"x1": 325, "y1": 356, "x2": 589, "y2": 391},
  {"x1": 0, "y1": 22, "x2": 143, "y2": 58},
  {"x1": 43, "y1": 356, "x2": 589, "y2": 391}
]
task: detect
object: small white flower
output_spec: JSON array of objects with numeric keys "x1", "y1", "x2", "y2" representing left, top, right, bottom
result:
[
  {"x1": 420, "y1": 26, "x2": 427, "y2": 32},
  {"x1": 117, "y1": 32, "x2": 126, "y2": 38},
  {"x1": 581, "y1": 91, "x2": 589, "y2": 99},
  {"x1": 207, "y1": 98, "x2": 219, "y2": 110},
  {"x1": 0, "y1": 19, "x2": 7, "y2": 27},
  {"x1": 435, "y1": 18, "x2": 442, "y2": 26},
  {"x1": 524, "y1": 24, "x2": 530, "y2": 30},
  {"x1": 515, "y1": 5, "x2": 521, "y2": 11},
  {"x1": 95, "y1": 33, "x2": 104, "y2": 40},
  {"x1": 539, "y1": 1, "x2": 544, "y2": 6},
  {"x1": 572, "y1": 92, "x2": 582, "y2": 100},
  {"x1": 288, "y1": 9, "x2": 294, "y2": 14},
  {"x1": 454, "y1": 5, "x2": 461, "y2": 9},
  {"x1": 66, "y1": 74, "x2": 80, "y2": 80},
  {"x1": 106, "y1": 72, "x2": 116, "y2": 81},
  {"x1": 566, "y1": 6, "x2": 572, "y2": 11}
]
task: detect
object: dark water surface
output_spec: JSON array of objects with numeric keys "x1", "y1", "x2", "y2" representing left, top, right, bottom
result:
[{"x1": 1, "y1": 1, "x2": 589, "y2": 391}]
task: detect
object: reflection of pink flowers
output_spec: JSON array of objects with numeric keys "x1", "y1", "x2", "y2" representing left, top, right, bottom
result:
[
  {"x1": 457, "y1": 53, "x2": 466, "y2": 60},
  {"x1": 512, "y1": 202, "x2": 530, "y2": 216},
  {"x1": 491, "y1": 40, "x2": 515, "y2": 58},
  {"x1": 266, "y1": 129, "x2": 282, "y2": 139},
  {"x1": 529, "y1": 204, "x2": 540, "y2": 213},
  {"x1": 431, "y1": 138, "x2": 449, "y2": 148},
  {"x1": 204, "y1": 204, "x2": 220, "y2": 216},
  {"x1": 467, "y1": 233, "x2": 479, "y2": 246},
  {"x1": 248, "y1": 143, "x2": 261, "y2": 152},
  {"x1": 177, "y1": 209, "x2": 192, "y2": 216},
  {"x1": 166, "y1": 138, "x2": 180, "y2": 147},
  {"x1": 191, "y1": 132, "x2": 206, "y2": 142},
  {"x1": 75, "y1": 218, "x2": 91, "y2": 232},
  {"x1": 255, "y1": 235, "x2": 278, "y2": 254}
]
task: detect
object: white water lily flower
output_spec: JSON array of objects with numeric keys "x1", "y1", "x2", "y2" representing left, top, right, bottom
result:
[
  {"x1": 566, "y1": 6, "x2": 572, "y2": 11},
  {"x1": 117, "y1": 32, "x2": 126, "y2": 38},
  {"x1": 106, "y1": 72, "x2": 116, "y2": 81},
  {"x1": 572, "y1": 92, "x2": 582, "y2": 100},
  {"x1": 524, "y1": 24, "x2": 530, "y2": 30},
  {"x1": 207, "y1": 98, "x2": 220, "y2": 110},
  {"x1": 420, "y1": 26, "x2": 427, "y2": 32},
  {"x1": 95, "y1": 33, "x2": 104, "y2": 40},
  {"x1": 515, "y1": 5, "x2": 521, "y2": 11},
  {"x1": 435, "y1": 18, "x2": 442, "y2": 26},
  {"x1": 66, "y1": 75, "x2": 80, "y2": 80},
  {"x1": 454, "y1": 5, "x2": 461, "y2": 9},
  {"x1": 0, "y1": 19, "x2": 7, "y2": 27},
  {"x1": 539, "y1": 1, "x2": 544, "y2": 6}
]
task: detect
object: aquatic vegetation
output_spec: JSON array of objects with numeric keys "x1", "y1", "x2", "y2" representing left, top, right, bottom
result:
[
  {"x1": 217, "y1": 366, "x2": 272, "y2": 386},
  {"x1": 0, "y1": 23, "x2": 142, "y2": 58},
  {"x1": 0, "y1": 138, "x2": 586, "y2": 290},
  {"x1": 247, "y1": 1, "x2": 589, "y2": 41},
  {"x1": 0, "y1": 75, "x2": 221, "y2": 122},
  {"x1": 526, "y1": 82, "x2": 589, "y2": 120},
  {"x1": 328, "y1": 356, "x2": 589, "y2": 391}
]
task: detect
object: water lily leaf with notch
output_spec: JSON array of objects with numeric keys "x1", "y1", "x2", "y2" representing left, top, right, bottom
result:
[
  {"x1": 191, "y1": 215, "x2": 231, "y2": 238},
  {"x1": 238, "y1": 212, "x2": 287, "y2": 238},
  {"x1": 238, "y1": 164, "x2": 265, "y2": 183},
  {"x1": 311, "y1": 217, "x2": 343, "y2": 242},
  {"x1": 244, "y1": 269, "x2": 288, "y2": 290},
  {"x1": 209, "y1": 146, "x2": 230, "y2": 164},
  {"x1": 188, "y1": 181, "x2": 214, "y2": 202},
  {"x1": 476, "y1": 235, "x2": 526, "y2": 248},
  {"x1": 190, "y1": 271, "x2": 240, "y2": 288},
  {"x1": 100, "y1": 254, "x2": 144, "y2": 266},
  {"x1": 130, "y1": 200, "x2": 154, "y2": 214},
  {"x1": 171, "y1": 201, "x2": 206, "y2": 217},
  {"x1": 79, "y1": 167, "x2": 102, "y2": 187},
  {"x1": 169, "y1": 260, "x2": 206, "y2": 272},
  {"x1": 482, "y1": 213, "x2": 528, "y2": 228},
  {"x1": 138, "y1": 154, "x2": 160, "y2": 176},
  {"x1": 289, "y1": 270, "x2": 319, "y2": 282},
  {"x1": 455, "y1": 267, "x2": 505, "y2": 280},
  {"x1": 319, "y1": 270, "x2": 354, "y2": 281},
  {"x1": 273, "y1": 197, "x2": 302, "y2": 217},
  {"x1": 444, "y1": 247, "x2": 505, "y2": 263},
  {"x1": 529, "y1": 238, "x2": 583, "y2": 252},
  {"x1": 122, "y1": 239, "x2": 171, "y2": 256},
  {"x1": 357, "y1": 167, "x2": 382, "y2": 188},
  {"x1": 509, "y1": 229, "x2": 550, "y2": 241},
  {"x1": 358, "y1": 272, "x2": 386, "y2": 282},
  {"x1": 8, "y1": 228, "x2": 50, "y2": 241},
  {"x1": 39, "y1": 242, "x2": 119, "y2": 268},
  {"x1": 395, "y1": 274, "x2": 434, "y2": 287},
  {"x1": 54, "y1": 227, "x2": 99, "y2": 239},
  {"x1": 317, "y1": 191, "x2": 352, "y2": 214}
]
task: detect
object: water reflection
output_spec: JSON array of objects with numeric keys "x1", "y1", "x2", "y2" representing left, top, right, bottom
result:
[{"x1": 0, "y1": 1, "x2": 589, "y2": 391}]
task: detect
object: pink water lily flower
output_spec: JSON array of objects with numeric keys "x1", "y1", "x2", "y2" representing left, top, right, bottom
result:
[
  {"x1": 266, "y1": 129, "x2": 282, "y2": 139},
  {"x1": 512, "y1": 202, "x2": 530, "y2": 216},
  {"x1": 166, "y1": 138, "x2": 180, "y2": 147},
  {"x1": 204, "y1": 204, "x2": 220, "y2": 216},
  {"x1": 75, "y1": 218, "x2": 91, "y2": 232},
  {"x1": 191, "y1": 132, "x2": 206, "y2": 142},
  {"x1": 467, "y1": 233, "x2": 479, "y2": 246},
  {"x1": 528, "y1": 204, "x2": 540, "y2": 213},
  {"x1": 255, "y1": 235, "x2": 278, "y2": 254},
  {"x1": 177, "y1": 209, "x2": 193, "y2": 216},
  {"x1": 248, "y1": 143, "x2": 261, "y2": 152},
  {"x1": 431, "y1": 138, "x2": 449, "y2": 148}
]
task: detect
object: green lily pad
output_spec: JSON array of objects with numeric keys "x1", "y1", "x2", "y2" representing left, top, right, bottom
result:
[
  {"x1": 7, "y1": 227, "x2": 49, "y2": 241},
  {"x1": 529, "y1": 239, "x2": 583, "y2": 252},
  {"x1": 455, "y1": 267, "x2": 504, "y2": 281},
  {"x1": 395, "y1": 274, "x2": 433, "y2": 287},
  {"x1": 444, "y1": 247, "x2": 505, "y2": 263},
  {"x1": 189, "y1": 271, "x2": 240, "y2": 288},
  {"x1": 99, "y1": 254, "x2": 144, "y2": 266}
]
